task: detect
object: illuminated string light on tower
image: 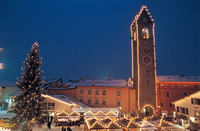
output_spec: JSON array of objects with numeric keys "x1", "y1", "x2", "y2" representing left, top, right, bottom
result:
[{"x1": 0, "y1": 48, "x2": 4, "y2": 69}]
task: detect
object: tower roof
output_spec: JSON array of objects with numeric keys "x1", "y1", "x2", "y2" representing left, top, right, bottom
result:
[{"x1": 131, "y1": 6, "x2": 154, "y2": 26}]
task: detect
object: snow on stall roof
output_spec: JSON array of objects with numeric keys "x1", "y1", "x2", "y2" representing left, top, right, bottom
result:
[
  {"x1": 157, "y1": 75, "x2": 200, "y2": 82},
  {"x1": 74, "y1": 108, "x2": 118, "y2": 113},
  {"x1": 0, "y1": 81, "x2": 16, "y2": 87},
  {"x1": 49, "y1": 94, "x2": 90, "y2": 108}
]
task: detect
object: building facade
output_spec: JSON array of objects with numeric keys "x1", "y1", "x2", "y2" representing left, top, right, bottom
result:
[
  {"x1": 173, "y1": 91, "x2": 200, "y2": 127},
  {"x1": 157, "y1": 75, "x2": 200, "y2": 117},
  {"x1": 47, "y1": 78, "x2": 135, "y2": 114}
]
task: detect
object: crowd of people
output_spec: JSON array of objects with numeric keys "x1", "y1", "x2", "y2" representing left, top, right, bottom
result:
[
  {"x1": 57, "y1": 119, "x2": 81, "y2": 131},
  {"x1": 57, "y1": 119, "x2": 81, "y2": 127}
]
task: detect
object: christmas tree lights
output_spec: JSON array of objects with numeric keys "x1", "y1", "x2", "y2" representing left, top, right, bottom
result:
[{"x1": 11, "y1": 42, "x2": 45, "y2": 130}]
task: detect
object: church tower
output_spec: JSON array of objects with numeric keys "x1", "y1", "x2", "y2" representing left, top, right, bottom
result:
[{"x1": 130, "y1": 6, "x2": 157, "y2": 116}]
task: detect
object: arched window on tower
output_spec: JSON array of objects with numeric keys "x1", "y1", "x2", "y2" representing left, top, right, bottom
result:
[{"x1": 142, "y1": 28, "x2": 149, "y2": 39}]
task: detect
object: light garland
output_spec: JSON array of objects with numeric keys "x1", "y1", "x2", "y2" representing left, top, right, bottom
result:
[
  {"x1": 0, "y1": 127, "x2": 11, "y2": 131},
  {"x1": 56, "y1": 111, "x2": 68, "y2": 116},
  {"x1": 94, "y1": 110, "x2": 106, "y2": 117},
  {"x1": 41, "y1": 94, "x2": 75, "y2": 106},
  {"x1": 69, "y1": 110, "x2": 80, "y2": 116}
]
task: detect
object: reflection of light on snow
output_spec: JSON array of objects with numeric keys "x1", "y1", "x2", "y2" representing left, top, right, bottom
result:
[{"x1": 0, "y1": 63, "x2": 3, "y2": 69}]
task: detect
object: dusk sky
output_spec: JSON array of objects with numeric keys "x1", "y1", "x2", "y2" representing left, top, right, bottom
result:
[{"x1": 0, "y1": 0, "x2": 199, "y2": 82}]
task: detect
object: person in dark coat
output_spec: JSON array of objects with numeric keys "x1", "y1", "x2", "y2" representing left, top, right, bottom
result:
[
  {"x1": 51, "y1": 116, "x2": 54, "y2": 122},
  {"x1": 47, "y1": 121, "x2": 51, "y2": 129},
  {"x1": 67, "y1": 126, "x2": 72, "y2": 131},
  {"x1": 62, "y1": 126, "x2": 64, "y2": 131}
]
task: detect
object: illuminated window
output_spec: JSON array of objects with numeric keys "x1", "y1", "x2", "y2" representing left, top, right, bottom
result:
[
  {"x1": 194, "y1": 110, "x2": 200, "y2": 117},
  {"x1": 168, "y1": 84, "x2": 171, "y2": 87},
  {"x1": 183, "y1": 85, "x2": 187, "y2": 88},
  {"x1": 95, "y1": 90, "x2": 99, "y2": 95},
  {"x1": 134, "y1": 31, "x2": 136, "y2": 41},
  {"x1": 88, "y1": 89, "x2": 91, "y2": 95},
  {"x1": 102, "y1": 99, "x2": 106, "y2": 105},
  {"x1": 80, "y1": 89, "x2": 84, "y2": 94},
  {"x1": 142, "y1": 28, "x2": 149, "y2": 39},
  {"x1": 117, "y1": 90, "x2": 121, "y2": 96},
  {"x1": 174, "y1": 84, "x2": 177, "y2": 88},
  {"x1": 102, "y1": 90, "x2": 106, "y2": 95},
  {"x1": 161, "y1": 84, "x2": 164, "y2": 87}
]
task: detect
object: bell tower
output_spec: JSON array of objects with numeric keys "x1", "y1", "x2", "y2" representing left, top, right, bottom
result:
[{"x1": 130, "y1": 6, "x2": 157, "y2": 116}]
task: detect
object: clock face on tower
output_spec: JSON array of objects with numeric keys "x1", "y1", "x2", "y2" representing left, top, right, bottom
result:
[{"x1": 143, "y1": 56, "x2": 152, "y2": 65}]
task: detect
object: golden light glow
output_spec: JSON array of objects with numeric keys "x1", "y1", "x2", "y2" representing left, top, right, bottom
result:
[
  {"x1": 0, "y1": 127, "x2": 10, "y2": 131},
  {"x1": 42, "y1": 94, "x2": 75, "y2": 106},
  {"x1": 0, "y1": 63, "x2": 3, "y2": 69},
  {"x1": 84, "y1": 110, "x2": 94, "y2": 116},
  {"x1": 141, "y1": 104, "x2": 156, "y2": 116},
  {"x1": 131, "y1": 6, "x2": 154, "y2": 26},
  {"x1": 69, "y1": 110, "x2": 80, "y2": 116},
  {"x1": 106, "y1": 109, "x2": 118, "y2": 117},
  {"x1": 173, "y1": 90, "x2": 200, "y2": 104},
  {"x1": 142, "y1": 28, "x2": 149, "y2": 39},
  {"x1": 136, "y1": 20, "x2": 140, "y2": 111},
  {"x1": 94, "y1": 110, "x2": 106, "y2": 116},
  {"x1": 56, "y1": 111, "x2": 68, "y2": 116},
  {"x1": 153, "y1": 23, "x2": 158, "y2": 110}
]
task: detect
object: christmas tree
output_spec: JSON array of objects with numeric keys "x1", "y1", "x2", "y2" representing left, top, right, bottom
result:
[{"x1": 12, "y1": 42, "x2": 45, "y2": 130}]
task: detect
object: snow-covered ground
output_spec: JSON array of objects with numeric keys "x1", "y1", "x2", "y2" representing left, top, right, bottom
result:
[
  {"x1": 0, "y1": 110, "x2": 15, "y2": 119},
  {"x1": 12, "y1": 123, "x2": 84, "y2": 131},
  {"x1": 0, "y1": 111, "x2": 84, "y2": 131}
]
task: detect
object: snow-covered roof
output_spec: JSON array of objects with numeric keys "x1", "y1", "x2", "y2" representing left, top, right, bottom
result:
[
  {"x1": 47, "y1": 94, "x2": 90, "y2": 108},
  {"x1": 0, "y1": 81, "x2": 16, "y2": 87},
  {"x1": 46, "y1": 79, "x2": 133, "y2": 90},
  {"x1": 173, "y1": 90, "x2": 200, "y2": 104},
  {"x1": 77, "y1": 79, "x2": 132, "y2": 87},
  {"x1": 157, "y1": 75, "x2": 200, "y2": 82},
  {"x1": 9, "y1": 89, "x2": 20, "y2": 96}
]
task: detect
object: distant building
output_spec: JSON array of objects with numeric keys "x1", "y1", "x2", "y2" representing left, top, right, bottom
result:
[
  {"x1": 157, "y1": 75, "x2": 200, "y2": 117},
  {"x1": 0, "y1": 81, "x2": 17, "y2": 110},
  {"x1": 47, "y1": 77, "x2": 135, "y2": 114},
  {"x1": 173, "y1": 90, "x2": 200, "y2": 127},
  {"x1": 8, "y1": 6, "x2": 200, "y2": 119},
  {"x1": 44, "y1": 6, "x2": 200, "y2": 118}
]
